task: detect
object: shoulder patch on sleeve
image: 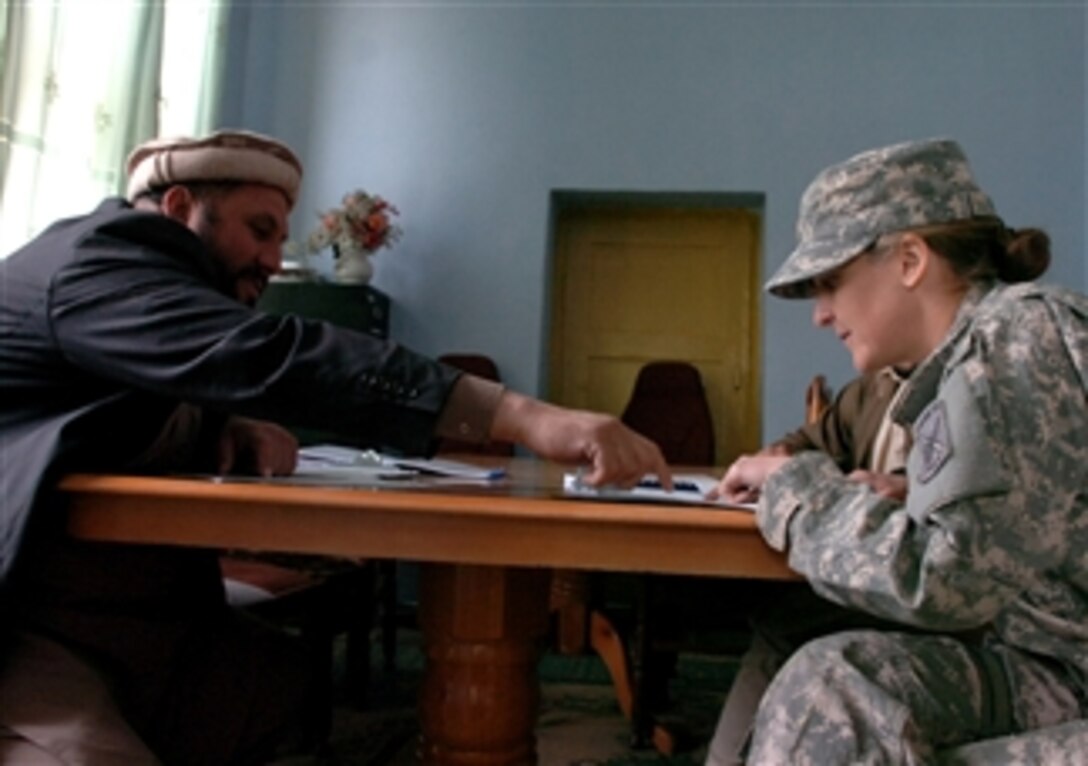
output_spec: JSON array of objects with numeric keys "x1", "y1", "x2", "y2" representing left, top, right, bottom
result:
[
  {"x1": 914, "y1": 400, "x2": 953, "y2": 484},
  {"x1": 906, "y1": 367, "x2": 1011, "y2": 526}
]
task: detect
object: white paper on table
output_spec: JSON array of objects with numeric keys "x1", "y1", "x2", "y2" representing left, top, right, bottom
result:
[
  {"x1": 287, "y1": 464, "x2": 419, "y2": 484},
  {"x1": 562, "y1": 472, "x2": 756, "y2": 511},
  {"x1": 298, "y1": 444, "x2": 506, "y2": 481}
]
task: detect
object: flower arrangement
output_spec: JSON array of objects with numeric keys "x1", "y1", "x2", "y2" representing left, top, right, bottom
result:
[{"x1": 305, "y1": 189, "x2": 402, "y2": 257}]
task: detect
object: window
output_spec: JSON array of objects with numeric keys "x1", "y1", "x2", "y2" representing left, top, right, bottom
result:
[{"x1": 0, "y1": 0, "x2": 227, "y2": 255}]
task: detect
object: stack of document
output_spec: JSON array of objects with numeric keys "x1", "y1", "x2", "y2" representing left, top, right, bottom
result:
[
  {"x1": 563, "y1": 472, "x2": 756, "y2": 511},
  {"x1": 294, "y1": 444, "x2": 506, "y2": 484}
]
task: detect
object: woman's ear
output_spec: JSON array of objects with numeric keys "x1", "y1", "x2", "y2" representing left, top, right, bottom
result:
[
  {"x1": 896, "y1": 232, "x2": 931, "y2": 290},
  {"x1": 159, "y1": 185, "x2": 195, "y2": 225}
]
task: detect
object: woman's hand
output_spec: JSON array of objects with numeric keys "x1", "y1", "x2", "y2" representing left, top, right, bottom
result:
[
  {"x1": 216, "y1": 416, "x2": 298, "y2": 477},
  {"x1": 709, "y1": 454, "x2": 791, "y2": 504}
]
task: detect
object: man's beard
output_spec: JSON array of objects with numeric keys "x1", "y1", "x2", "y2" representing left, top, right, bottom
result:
[{"x1": 194, "y1": 217, "x2": 265, "y2": 306}]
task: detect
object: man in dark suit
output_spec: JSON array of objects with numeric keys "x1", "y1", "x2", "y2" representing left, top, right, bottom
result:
[{"x1": 0, "y1": 130, "x2": 669, "y2": 765}]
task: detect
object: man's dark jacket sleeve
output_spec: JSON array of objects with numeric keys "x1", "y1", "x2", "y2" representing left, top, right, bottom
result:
[{"x1": 0, "y1": 199, "x2": 462, "y2": 580}]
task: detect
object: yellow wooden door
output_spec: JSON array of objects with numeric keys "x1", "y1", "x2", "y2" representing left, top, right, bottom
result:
[{"x1": 548, "y1": 207, "x2": 761, "y2": 467}]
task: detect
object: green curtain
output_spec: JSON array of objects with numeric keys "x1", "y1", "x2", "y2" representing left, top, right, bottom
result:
[
  {"x1": 0, "y1": 0, "x2": 228, "y2": 256},
  {"x1": 161, "y1": 0, "x2": 228, "y2": 137}
]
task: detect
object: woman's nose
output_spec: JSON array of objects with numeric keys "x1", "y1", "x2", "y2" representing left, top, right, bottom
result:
[{"x1": 812, "y1": 298, "x2": 833, "y2": 328}]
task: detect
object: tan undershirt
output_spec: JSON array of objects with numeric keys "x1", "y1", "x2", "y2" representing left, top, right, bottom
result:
[{"x1": 869, "y1": 369, "x2": 911, "y2": 474}]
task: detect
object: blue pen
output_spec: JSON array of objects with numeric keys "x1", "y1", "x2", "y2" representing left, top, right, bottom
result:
[{"x1": 637, "y1": 477, "x2": 701, "y2": 493}]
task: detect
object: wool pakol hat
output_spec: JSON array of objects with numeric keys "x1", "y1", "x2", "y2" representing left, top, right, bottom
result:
[
  {"x1": 125, "y1": 129, "x2": 303, "y2": 206},
  {"x1": 766, "y1": 138, "x2": 999, "y2": 298}
]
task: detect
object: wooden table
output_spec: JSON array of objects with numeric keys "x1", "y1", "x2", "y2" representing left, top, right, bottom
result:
[{"x1": 60, "y1": 458, "x2": 794, "y2": 766}]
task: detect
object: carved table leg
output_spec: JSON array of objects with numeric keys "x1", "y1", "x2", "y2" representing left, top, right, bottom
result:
[{"x1": 418, "y1": 563, "x2": 550, "y2": 766}]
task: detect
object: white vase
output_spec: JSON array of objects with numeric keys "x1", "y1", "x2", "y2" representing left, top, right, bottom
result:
[{"x1": 333, "y1": 246, "x2": 375, "y2": 284}]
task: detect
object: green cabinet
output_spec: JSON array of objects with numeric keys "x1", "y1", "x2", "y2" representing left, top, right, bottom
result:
[{"x1": 258, "y1": 281, "x2": 389, "y2": 339}]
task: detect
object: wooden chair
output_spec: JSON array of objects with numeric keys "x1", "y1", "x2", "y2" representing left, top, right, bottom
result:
[
  {"x1": 567, "y1": 368, "x2": 830, "y2": 752},
  {"x1": 553, "y1": 361, "x2": 716, "y2": 753},
  {"x1": 622, "y1": 362, "x2": 716, "y2": 748},
  {"x1": 620, "y1": 361, "x2": 715, "y2": 466},
  {"x1": 806, "y1": 374, "x2": 832, "y2": 424}
]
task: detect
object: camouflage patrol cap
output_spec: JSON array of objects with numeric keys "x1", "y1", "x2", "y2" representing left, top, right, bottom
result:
[{"x1": 766, "y1": 138, "x2": 999, "y2": 298}]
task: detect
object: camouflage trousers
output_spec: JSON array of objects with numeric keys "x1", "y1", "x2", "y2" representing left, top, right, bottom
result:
[
  {"x1": 707, "y1": 584, "x2": 908, "y2": 766},
  {"x1": 742, "y1": 629, "x2": 1084, "y2": 765}
]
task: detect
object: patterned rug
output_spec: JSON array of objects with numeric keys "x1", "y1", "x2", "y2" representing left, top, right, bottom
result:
[{"x1": 275, "y1": 630, "x2": 739, "y2": 766}]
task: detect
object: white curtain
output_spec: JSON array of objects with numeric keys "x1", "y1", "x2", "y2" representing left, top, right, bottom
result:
[{"x1": 0, "y1": 0, "x2": 228, "y2": 256}]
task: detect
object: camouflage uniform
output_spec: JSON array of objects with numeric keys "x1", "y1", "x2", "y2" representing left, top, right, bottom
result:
[
  {"x1": 750, "y1": 281, "x2": 1087, "y2": 763},
  {"x1": 735, "y1": 139, "x2": 1088, "y2": 764}
]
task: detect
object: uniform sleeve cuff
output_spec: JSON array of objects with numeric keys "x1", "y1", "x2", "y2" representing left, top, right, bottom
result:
[{"x1": 757, "y1": 451, "x2": 842, "y2": 551}]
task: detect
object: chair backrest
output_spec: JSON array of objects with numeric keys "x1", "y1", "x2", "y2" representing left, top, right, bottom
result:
[
  {"x1": 620, "y1": 361, "x2": 714, "y2": 466},
  {"x1": 437, "y1": 353, "x2": 515, "y2": 456},
  {"x1": 805, "y1": 374, "x2": 833, "y2": 425},
  {"x1": 438, "y1": 353, "x2": 503, "y2": 382}
]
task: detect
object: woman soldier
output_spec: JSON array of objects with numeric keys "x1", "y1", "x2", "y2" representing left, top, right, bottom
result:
[{"x1": 710, "y1": 138, "x2": 1087, "y2": 764}]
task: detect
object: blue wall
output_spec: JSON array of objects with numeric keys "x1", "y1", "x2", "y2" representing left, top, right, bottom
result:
[{"x1": 223, "y1": 1, "x2": 1086, "y2": 445}]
